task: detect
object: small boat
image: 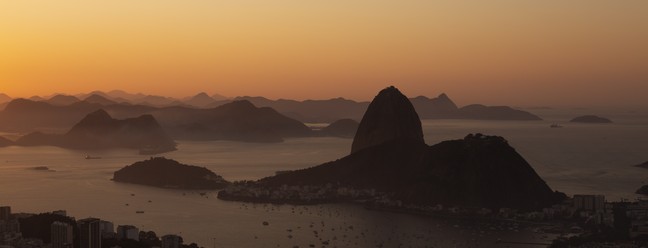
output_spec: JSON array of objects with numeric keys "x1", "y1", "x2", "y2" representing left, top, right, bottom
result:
[
  {"x1": 136, "y1": 210, "x2": 145, "y2": 214},
  {"x1": 550, "y1": 124, "x2": 563, "y2": 128},
  {"x1": 85, "y1": 155, "x2": 101, "y2": 159}
]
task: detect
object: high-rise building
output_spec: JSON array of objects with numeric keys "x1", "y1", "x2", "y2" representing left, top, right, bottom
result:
[
  {"x1": 51, "y1": 221, "x2": 73, "y2": 248},
  {"x1": 78, "y1": 218, "x2": 101, "y2": 248},
  {"x1": 116, "y1": 225, "x2": 139, "y2": 241},
  {"x1": 100, "y1": 221, "x2": 115, "y2": 239},
  {"x1": 0, "y1": 206, "x2": 10, "y2": 221},
  {"x1": 161, "y1": 234, "x2": 182, "y2": 248}
]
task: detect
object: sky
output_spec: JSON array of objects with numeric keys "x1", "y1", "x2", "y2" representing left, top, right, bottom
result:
[{"x1": 1, "y1": 1, "x2": 647, "y2": 107}]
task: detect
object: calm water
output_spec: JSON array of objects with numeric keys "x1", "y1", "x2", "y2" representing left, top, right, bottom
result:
[{"x1": 2, "y1": 111, "x2": 648, "y2": 247}]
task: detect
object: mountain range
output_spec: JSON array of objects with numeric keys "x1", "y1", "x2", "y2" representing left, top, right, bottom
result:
[
  {"x1": 0, "y1": 90, "x2": 542, "y2": 123},
  {"x1": 15, "y1": 109, "x2": 177, "y2": 152},
  {"x1": 0, "y1": 98, "x2": 312, "y2": 143},
  {"x1": 218, "y1": 86, "x2": 563, "y2": 210}
]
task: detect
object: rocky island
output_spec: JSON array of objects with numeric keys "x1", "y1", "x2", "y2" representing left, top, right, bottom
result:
[
  {"x1": 570, "y1": 115, "x2": 613, "y2": 123},
  {"x1": 218, "y1": 86, "x2": 564, "y2": 210},
  {"x1": 113, "y1": 157, "x2": 229, "y2": 189}
]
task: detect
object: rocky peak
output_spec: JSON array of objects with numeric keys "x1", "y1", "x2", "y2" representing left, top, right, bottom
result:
[{"x1": 351, "y1": 86, "x2": 424, "y2": 154}]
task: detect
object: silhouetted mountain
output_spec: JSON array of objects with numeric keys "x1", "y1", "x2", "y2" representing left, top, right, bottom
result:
[
  {"x1": 15, "y1": 109, "x2": 176, "y2": 153},
  {"x1": 351, "y1": 86, "x2": 424, "y2": 154},
  {"x1": 0, "y1": 136, "x2": 13, "y2": 147},
  {"x1": 226, "y1": 96, "x2": 369, "y2": 123},
  {"x1": 223, "y1": 93, "x2": 540, "y2": 122},
  {"x1": 113, "y1": 157, "x2": 229, "y2": 189},
  {"x1": 570, "y1": 115, "x2": 613, "y2": 123},
  {"x1": 75, "y1": 90, "x2": 113, "y2": 101},
  {"x1": 29, "y1": 96, "x2": 45, "y2": 101},
  {"x1": 133, "y1": 95, "x2": 176, "y2": 107},
  {"x1": 219, "y1": 86, "x2": 561, "y2": 210},
  {"x1": 64, "y1": 109, "x2": 176, "y2": 151},
  {"x1": 0, "y1": 98, "x2": 310, "y2": 143},
  {"x1": 83, "y1": 94, "x2": 118, "y2": 105},
  {"x1": 211, "y1": 93, "x2": 228, "y2": 101},
  {"x1": 458, "y1": 104, "x2": 542, "y2": 120},
  {"x1": 0, "y1": 93, "x2": 11, "y2": 103},
  {"x1": 45, "y1": 94, "x2": 81, "y2": 106},
  {"x1": 410, "y1": 94, "x2": 459, "y2": 119},
  {"x1": 319, "y1": 119, "x2": 359, "y2": 138},
  {"x1": 183, "y1": 92, "x2": 216, "y2": 107},
  {"x1": 157, "y1": 100, "x2": 312, "y2": 142}
]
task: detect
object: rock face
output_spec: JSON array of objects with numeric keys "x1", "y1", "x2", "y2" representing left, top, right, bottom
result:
[
  {"x1": 219, "y1": 86, "x2": 562, "y2": 210},
  {"x1": 570, "y1": 115, "x2": 613, "y2": 123},
  {"x1": 351, "y1": 86, "x2": 424, "y2": 154},
  {"x1": 319, "y1": 119, "x2": 359, "y2": 138},
  {"x1": 113, "y1": 157, "x2": 229, "y2": 189}
]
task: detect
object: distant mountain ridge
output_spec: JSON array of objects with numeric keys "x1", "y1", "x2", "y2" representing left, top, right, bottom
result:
[
  {"x1": 0, "y1": 98, "x2": 312, "y2": 143},
  {"x1": 15, "y1": 109, "x2": 177, "y2": 153},
  {"x1": 20, "y1": 90, "x2": 541, "y2": 122},
  {"x1": 218, "y1": 86, "x2": 562, "y2": 210},
  {"x1": 228, "y1": 93, "x2": 541, "y2": 123}
]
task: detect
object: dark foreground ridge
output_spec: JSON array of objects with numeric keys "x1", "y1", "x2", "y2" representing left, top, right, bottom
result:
[
  {"x1": 113, "y1": 157, "x2": 229, "y2": 189},
  {"x1": 218, "y1": 86, "x2": 563, "y2": 210}
]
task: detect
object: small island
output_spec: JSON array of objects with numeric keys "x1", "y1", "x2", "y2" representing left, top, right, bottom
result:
[
  {"x1": 570, "y1": 115, "x2": 613, "y2": 123},
  {"x1": 113, "y1": 157, "x2": 229, "y2": 189},
  {"x1": 636, "y1": 185, "x2": 648, "y2": 195},
  {"x1": 634, "y1": 161, "x2": 648, "y2": 169}
]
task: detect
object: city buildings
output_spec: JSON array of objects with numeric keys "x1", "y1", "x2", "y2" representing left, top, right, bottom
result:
[
  {"x1": 51, "y1": 221, "x2": 73, "y2": 248},
  {"x1": 78, "y1": 218, "x2": 101, "y2": 248}
]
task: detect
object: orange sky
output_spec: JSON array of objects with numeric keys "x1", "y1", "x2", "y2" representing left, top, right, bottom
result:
[{"x1": 1, "y1": 1, "x2": 647, "y2": 106}]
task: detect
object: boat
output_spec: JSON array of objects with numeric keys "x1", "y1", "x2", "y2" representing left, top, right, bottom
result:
[
  {"x1": 85, "y1": 155, "x2": 101, "y2": 159},
  {"x1": 136, "y1": 210, "x2": 145, "y2": 214},
  {"x1": 550, "y1": 124, "x2": 563, "y2": 128}
]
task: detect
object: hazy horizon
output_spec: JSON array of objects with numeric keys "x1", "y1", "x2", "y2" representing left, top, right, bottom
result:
[
  {"x1": 2, "y1": 88, "x2": 648, "y2": 109},
  {"x1": 2, "y1": 1, "x2": 647, "y2": 107}
]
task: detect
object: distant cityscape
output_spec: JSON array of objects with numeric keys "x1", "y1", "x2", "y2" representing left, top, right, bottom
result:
[{"x1": 0, "y1": 206, "x2": 193, "y2": 248}]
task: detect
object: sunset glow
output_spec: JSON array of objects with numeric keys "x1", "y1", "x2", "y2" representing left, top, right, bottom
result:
[{"x1": 1, "y1": 1, "x2": 647, "y2": 106}]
